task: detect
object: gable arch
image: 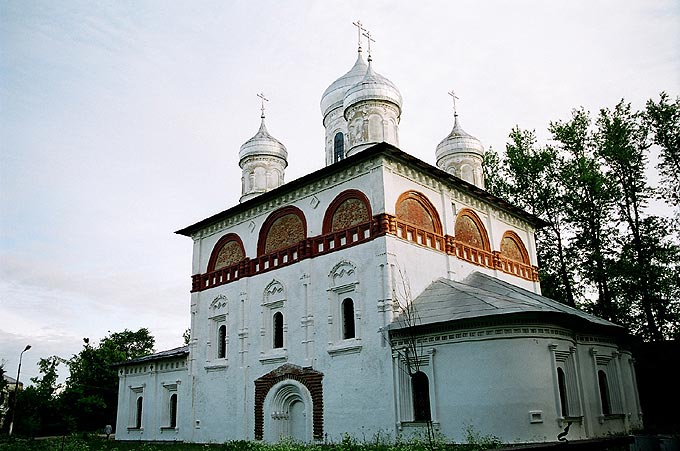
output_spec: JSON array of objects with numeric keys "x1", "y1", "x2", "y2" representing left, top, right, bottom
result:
[
  {"x1": 258, "y1": 206, "x2": 307, "y2": 256},
  {"x1": 500, "y1": 230, "x2": 530, "y2": 264},
  {"x1": 454, "y1": 208, "x2": 490, "y2": 251},
  {"x1": 322, "y1": 189, "x2": 372, "y2": 234},
  {"x1": 395, "y1": 191, "x2": 443, "y2": 235},
  {"x1": 207, "y1": 233, "x2": 246, "y2": 272}
]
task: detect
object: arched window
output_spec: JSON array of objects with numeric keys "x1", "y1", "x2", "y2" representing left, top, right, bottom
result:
[
  {"x1": 207, "y1": 233, "x2": 246, "y2": 272},
  {"x1": 412, "y1": 372, "x2": 431, "y2": 422},
  {"x1": 217, "y1": 325, "x2": 227, "y2": 359},
  {"x1": 598, "y1": 370, "x2": 611, "y2": 415},
  {"x1": 322, "y1": 190, "x2": 372, "y2": 234},
  {"x1": 273, "y1": 312, "x2": 284, "y2": 349},
  {"x1": 169, "y1": 393, "x2": 178, "y2": 428},
  {"x1": 334, "y1": 132, "x2": 344, "y2": 163},
  {"x1": 500, "y1": 231, "x2": 530, "y2": 264},
  {"x1": 136, "y1": 396, "x2": 143, "y2": 429},
  {"x1": 454, "y1": 208, "x2": 490, "y2": 251},
  {"x1": 342, "y1": 298, "x2": 355, "y2": 339},
  {"x1": 258, "y1": 206, "x2": 307, "y2": 256},
  {"x1": 557, "y1": 367, "x2": 568, "y2": 417}
]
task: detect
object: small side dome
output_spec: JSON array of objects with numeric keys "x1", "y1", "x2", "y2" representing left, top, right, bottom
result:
[
  {"x1": 343, "y1": 63, "x2": 403, "y2": 114},
  {"x1": 320, "y1": 52, "x2": 368, "y2": 121},
  {"x1": 435, "y1": 115, "x2": 484, "y2": 162},
  {"x1": 238, "y1": 118, "x2": 288, "y2": 164}
]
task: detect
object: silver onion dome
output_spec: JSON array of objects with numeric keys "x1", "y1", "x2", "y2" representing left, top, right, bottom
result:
[
  {"x1": 342, "y1": 61, "x2": 402, "y2": 114},
  {"x1": 435, "y1": 115, "x2": 484, "y2": 163},
  {"x1": 320, "y1": 51, "x2": 368, "y2": 120},
  {"x1": 239, "y1": 118, "x2": 288, "y2": 166}
]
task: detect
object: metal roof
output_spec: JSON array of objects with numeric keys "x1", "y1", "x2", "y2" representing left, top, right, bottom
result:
[
  {"x1": 113, "y1": 345, "x2": 189, "y2": 367},
  {"x1": 389, "y1": 272, "x2": 622, "y2": 332}
]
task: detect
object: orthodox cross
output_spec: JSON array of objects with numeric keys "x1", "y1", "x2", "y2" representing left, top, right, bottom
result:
[
  {"x1": 448, "y1": 90, "x2": 459, "y2": 116},
  {"x1": 362, "y1": 29, "x2": 375, "y2": 61},
  {"x1": 257, "y1": 92, "x2": 269, "y2": 118},
  {"x1": 352, "y1": 20, "x2": 365, "y2": 52}
]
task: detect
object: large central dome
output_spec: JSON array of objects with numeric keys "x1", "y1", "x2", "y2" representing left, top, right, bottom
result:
[{"x1": 320, "y1": 51, "x2": 368, "y2": 121}]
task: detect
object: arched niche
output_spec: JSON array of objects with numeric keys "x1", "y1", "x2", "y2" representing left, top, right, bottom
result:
[
  {"x1": 257, "y1": 206, "x2": 307, "y2": 256},
  {"x1": 500, "y1": 230, "x2": 530, "y2": 264},
  {"x1": 454, "y1": 208, "x2": 490, "y2": 251},
  {"x1": 322, "y1": 189, "x2": 372, "y2": 234},
  {"x1": 207, "y1": 233, "x2": 246, "y2": 272},
  {"x1": 395, "y1": 191, "x2": 443, "y2": 235}
]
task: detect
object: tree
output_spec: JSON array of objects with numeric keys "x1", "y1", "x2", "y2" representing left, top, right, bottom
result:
[
  {"x1": 646, "y1": 92, "x2": 680, "y2": 209},
  {"x1": 12, "y1": 356, "x2": 67, "y2": 436},
  {"x1": 485, "y1": 128, "x2": 577, "y2": 306},
  {"x1": 551, "y1": 109, "x2": 618, "y2": 320},
  {"x1": 488, "y1": 96, "x2": 680, "y2": 340},
  {"x1": 62, "y1": 328, "x2": 154, "y2": 432},
  {"x1": 596, "y1": 100, "x2": 671, "y2": 340}
]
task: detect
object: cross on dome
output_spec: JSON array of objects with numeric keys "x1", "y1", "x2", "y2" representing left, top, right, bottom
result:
[
  {"x1": 448, "y1": 90, "x2": 459, "y2": 117},
  {"x1": 352, "y1": 20, "x2": 366, "y2": 52},
  {"x1": 362, "y1": 29, "x2": 375, "y2": 62},
  {"x1": 257, "y1": 92, "x2": 269, "y2": 119}
]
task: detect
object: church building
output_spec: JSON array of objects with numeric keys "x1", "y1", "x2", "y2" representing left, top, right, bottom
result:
[{"x1": 115, "y1": 27, "x2": 642, "y2": 444}]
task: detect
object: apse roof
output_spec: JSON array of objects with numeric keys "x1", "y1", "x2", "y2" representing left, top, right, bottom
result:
[{"x1": 388, "y1": 272, "x2": 623, "y2": 332}]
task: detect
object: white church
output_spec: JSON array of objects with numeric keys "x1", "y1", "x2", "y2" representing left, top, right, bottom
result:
[{"x1": 115, "y1": 27, "x2": 643, "y2": 444}]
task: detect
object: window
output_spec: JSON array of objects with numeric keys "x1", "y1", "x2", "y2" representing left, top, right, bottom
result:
[
  {"x1": 217, "y1": 325, "x2": 227, "y2": 359},
  {"x1": 412, "y1": 371, "x2": 431, "y2": 422},
  {"x1": 334, "y1": 132, "x2": 344, "y2": 162},
  {"x1": 342, "y1": 298, "x2": 355, "y2": 339},
  {"x1": 598, "y1": 370, "x2": 611, "y2": 415},
  {"x1": 169, "y1": 393, "x2": 178, "y2": 428},
  {"x1": 592, "y1": 350, "x2": 623, "y2": 417},
  {"x1": 327, "y1": 261, "x2": 362, "y2": 355},
  {"x1": 550, "y1": 345, "x2": 582, "y2": 420},
  {"x1": 135, "y1": 396, "x2": 143, "y2": 429},
  {"x1": 557, "y1": 367, "x2": 568, "y2": 417},
  {"x1": 394, "y1": 349, "x2": 437, "y2": 424},
  {"x1": 273, "y1": 312, "x2": 284, "y2": 349}
]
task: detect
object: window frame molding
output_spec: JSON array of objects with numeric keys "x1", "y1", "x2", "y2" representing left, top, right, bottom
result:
[
  {"x1": 327, "y1": 261, "x2": 362, "y2": 356},
  {"x1": 260, "y1": 280, "x2": 288, "y2": 363}
]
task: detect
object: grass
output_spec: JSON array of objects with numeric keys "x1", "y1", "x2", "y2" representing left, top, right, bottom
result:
[{"x1": 0, "y1": 433, "x2": 505, "y2": 451}]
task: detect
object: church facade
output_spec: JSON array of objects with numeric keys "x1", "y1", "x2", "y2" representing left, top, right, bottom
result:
[{"x1": 115, "y1": 33, "x2": 642, "y2": 444}]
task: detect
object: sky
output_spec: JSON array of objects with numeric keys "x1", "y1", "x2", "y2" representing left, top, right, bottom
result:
[{"x1": 1, "y1": 1, "x2": 678, "y2": 385}]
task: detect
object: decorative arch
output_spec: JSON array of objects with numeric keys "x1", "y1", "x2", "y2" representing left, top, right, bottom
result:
[
  {"x1": 500, "y1": 230, "x2": 530, "y2": 264},
  {"x1": 254, "y1": 364, "x2": 324, "y2": 441},
  {"x1": 258, "y1": 206, "x2": 307, "y2": 256},
  {"x1": 207, "y1": 233, "x2": 246, "y2": 272},
  {"x1": 322, "y1": 190, "x2": 372, "y2": 234},
  {"x1": 454, "y1": 208, "x2": 490, "y2": 251},
  {"x1": 264, "y1": 279, "x2": 286, "y2": 304},
  {"x1": 395, "y1": 191, "x2": 443, "y2": 234}
]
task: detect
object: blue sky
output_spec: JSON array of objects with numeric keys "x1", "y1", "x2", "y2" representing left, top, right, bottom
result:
[{"x1": 1, "y1": 1, "x2": 678, "y2": 385}]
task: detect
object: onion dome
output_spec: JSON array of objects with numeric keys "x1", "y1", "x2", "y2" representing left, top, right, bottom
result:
[
  {"x1": 342, "y1": 61, "x2": 403, "y2": 114},
  {"x1": 435, "y1": 114, "x2": 484, "y2": 163},
  {"x1": 320, "y1": 51, "x2": 368, "y2": 120},
  {"x1": 238, "y1": 117, "x2": 288, "y2": 164}
]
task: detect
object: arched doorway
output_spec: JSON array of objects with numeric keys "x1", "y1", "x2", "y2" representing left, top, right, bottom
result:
[{"x1": 264, "y1": 380, "x2": 312, "y2": 442}]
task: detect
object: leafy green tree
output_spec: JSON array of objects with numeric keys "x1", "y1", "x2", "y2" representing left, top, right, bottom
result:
[
  {"x1": 62, "y1": 328, "x2": 154, "y2": 432},
  {"x1": 596, "y1": 100, "x2": 674, "y2": 340},
  {"x1": 646, "y1": 92, "x2": 680, "y2": 209},
  {"x1": 551, "y1": 109, "x2": 618, "y2": 320},
  {"x1": 485, "y1": 128, "x2": 577, "y2": 306},
  {"x1": 12, "y1": 356, "x2": 67, "y2": 436}
]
